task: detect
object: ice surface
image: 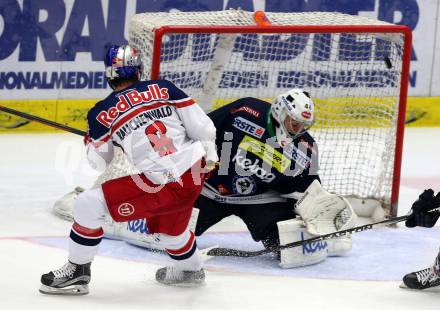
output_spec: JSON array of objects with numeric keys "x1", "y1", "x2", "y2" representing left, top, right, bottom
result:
[{"x1": 1, "y1": 129, "x2": 440, "y2": 309}]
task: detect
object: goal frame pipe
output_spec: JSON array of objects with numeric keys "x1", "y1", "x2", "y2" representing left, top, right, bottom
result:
[
  {"x1": 392, "y1": 27, "x2": 412, "y2": 217},
  {"x1": 149, "y1": 24, "x2": 412, "y2": 217}
]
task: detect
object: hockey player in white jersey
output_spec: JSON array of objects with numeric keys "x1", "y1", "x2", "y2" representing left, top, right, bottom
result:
[
  {"x1": 39, "y1": 44, "x2": 218, "y2": 295},
  {"x1": 401, "y1": 189, "x2": 440, "y2": 290}
]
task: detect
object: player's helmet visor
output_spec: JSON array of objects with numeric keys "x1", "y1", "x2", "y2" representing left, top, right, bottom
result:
[{"x1": 284, "y1": 115, "x2": 312, "y2": 138}]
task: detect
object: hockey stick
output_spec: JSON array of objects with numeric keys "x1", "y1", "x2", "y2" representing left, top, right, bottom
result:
[
  {"x1": 207, "y1": 209, "x2": 440, "y2": 257},
  {"x1": 0, "y1": 119, "x2": 30, "y2": 129},
  {"x1": 405, "y1": 110, "x2": 427, "y2": 124},
  {"x1": 0, "y1": 105, "x2": 86, "y2": 136}
]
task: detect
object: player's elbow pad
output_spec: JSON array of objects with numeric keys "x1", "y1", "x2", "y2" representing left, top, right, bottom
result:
[{"x1": 190, "y1": 109, "x2": 216, "y2": 141}]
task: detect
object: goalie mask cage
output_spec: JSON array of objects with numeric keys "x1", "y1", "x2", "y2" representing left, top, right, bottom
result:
[{"x1": 129, "y1": 10, "x2": 412, "y2": 217}]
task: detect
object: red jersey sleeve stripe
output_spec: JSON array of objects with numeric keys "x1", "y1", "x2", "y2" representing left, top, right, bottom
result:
[{"x1": 174, "y1": 99, "x2": 195, "y2": 108}]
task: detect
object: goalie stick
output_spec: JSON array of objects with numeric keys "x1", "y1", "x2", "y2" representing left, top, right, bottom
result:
[
  {"x1": 207, "y1": 208, "x2": 440, "y2": 257},
  {"x1": 0, "y1": 105, "x2": 86, "y2": 136}
]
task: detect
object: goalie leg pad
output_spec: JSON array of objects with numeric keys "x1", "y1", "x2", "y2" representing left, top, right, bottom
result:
[
  {"x1": 52, "y1": 187, "x2": 85, "y2": 222},
  {"x1": 327, "y1": 236, "x2": 352, "y2": 257},
  {"x1": 117, "y1": 208, "x2": 200, "y2": 250},
  {"x1": 277, "y1": 219, "x2": 328, "y2": 268}
]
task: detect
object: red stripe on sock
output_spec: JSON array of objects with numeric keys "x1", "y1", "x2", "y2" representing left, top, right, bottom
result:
[
  {"x1": 166, "y1": 232, "x2": 195, "y2": 256},
  {"x1": 72, "y1": 222, "x2": 104, "y2": 238}
]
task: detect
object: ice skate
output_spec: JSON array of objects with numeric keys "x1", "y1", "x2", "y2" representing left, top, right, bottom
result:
[
  {"x1": 400, "y1": 267, "x2": 440, "y2": 290},
  {"x1": 39, "y1": 262, "x2": 91, "y2": 295},
  {"x1": 155, "y1": 267, "x2": 205, "y2": 287}
]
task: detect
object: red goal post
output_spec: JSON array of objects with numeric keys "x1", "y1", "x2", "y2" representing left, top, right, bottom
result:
[{"x1": 129, "y1": 10, "x2": 412, "y2": 217}]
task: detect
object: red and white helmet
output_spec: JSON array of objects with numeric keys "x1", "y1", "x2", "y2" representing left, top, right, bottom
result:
[{"x1": 270, "y1": 88, "x2": 314, "y2": 147}]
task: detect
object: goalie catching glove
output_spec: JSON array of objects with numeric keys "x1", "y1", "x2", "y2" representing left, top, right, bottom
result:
[{"x1": 294, "y1": 180, "x2": 357, "y2": 236}]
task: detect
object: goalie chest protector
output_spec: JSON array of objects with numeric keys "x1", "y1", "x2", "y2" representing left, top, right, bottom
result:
[{"x1": 206, "y1": 97, "x2": 320, "y2": 201}]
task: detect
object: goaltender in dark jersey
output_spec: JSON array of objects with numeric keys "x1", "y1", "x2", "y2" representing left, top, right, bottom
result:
[{"x1": 202, "y1": 97, "x2": 320, "y2": 205}]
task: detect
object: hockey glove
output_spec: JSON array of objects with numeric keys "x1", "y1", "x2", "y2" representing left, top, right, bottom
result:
[
  {"x1": 201, "y1": 140, "x2": 219, "y2": 172},
  {"x1": 405, "y1": 189, "x2": 440, "y2": 228},
  {"x1": 83, "y1": 133, "x2": 91, "y2": 145}
]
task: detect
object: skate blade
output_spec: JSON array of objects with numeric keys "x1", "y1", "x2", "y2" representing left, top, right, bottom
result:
[
  {"x1": 399, "y1": 283, "x2": 411, "y2": 289},
  {"x1": 39, "y1": 284, "x2": 89, "y2": 295},
  {"x1": 157, "y1": 279, "x2": 205, "y2": 288},
  {"x1": 399, "y1": 282, "x2": 440, "y2": 292},
  {"x1": 158, "y1": 281, "x2": 205, "y2": 288}
]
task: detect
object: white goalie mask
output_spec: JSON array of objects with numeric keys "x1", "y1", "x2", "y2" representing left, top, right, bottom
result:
[{"x1": 270, "y1": 89, "x2": 315, "y2": 147}]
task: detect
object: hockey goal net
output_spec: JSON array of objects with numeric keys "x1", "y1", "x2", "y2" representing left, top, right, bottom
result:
[{"x1": 93, "y1": 10, "x2": 411, "y2": 217}]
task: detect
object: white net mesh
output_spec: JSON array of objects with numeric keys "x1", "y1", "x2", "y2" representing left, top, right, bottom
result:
[
  {"x1": 91, "y1": 147, "x2": 139, "y2": 187},
  {"x1": 96, "y1": 9, "x2": 408, "y2": 214}
]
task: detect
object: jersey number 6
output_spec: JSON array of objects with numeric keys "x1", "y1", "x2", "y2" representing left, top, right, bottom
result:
[{"x1": 145, "y1": 121, "x2": 177, "y2": 156}]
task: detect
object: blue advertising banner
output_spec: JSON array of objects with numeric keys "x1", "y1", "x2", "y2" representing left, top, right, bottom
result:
[{"x1": 0, "y1": 0, "x2": 435, "y2": 100}]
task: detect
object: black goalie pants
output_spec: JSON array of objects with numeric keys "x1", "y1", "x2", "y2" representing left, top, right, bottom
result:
[{"x1": 194, "y1": 195, "x2": 296, "y2": 248}]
